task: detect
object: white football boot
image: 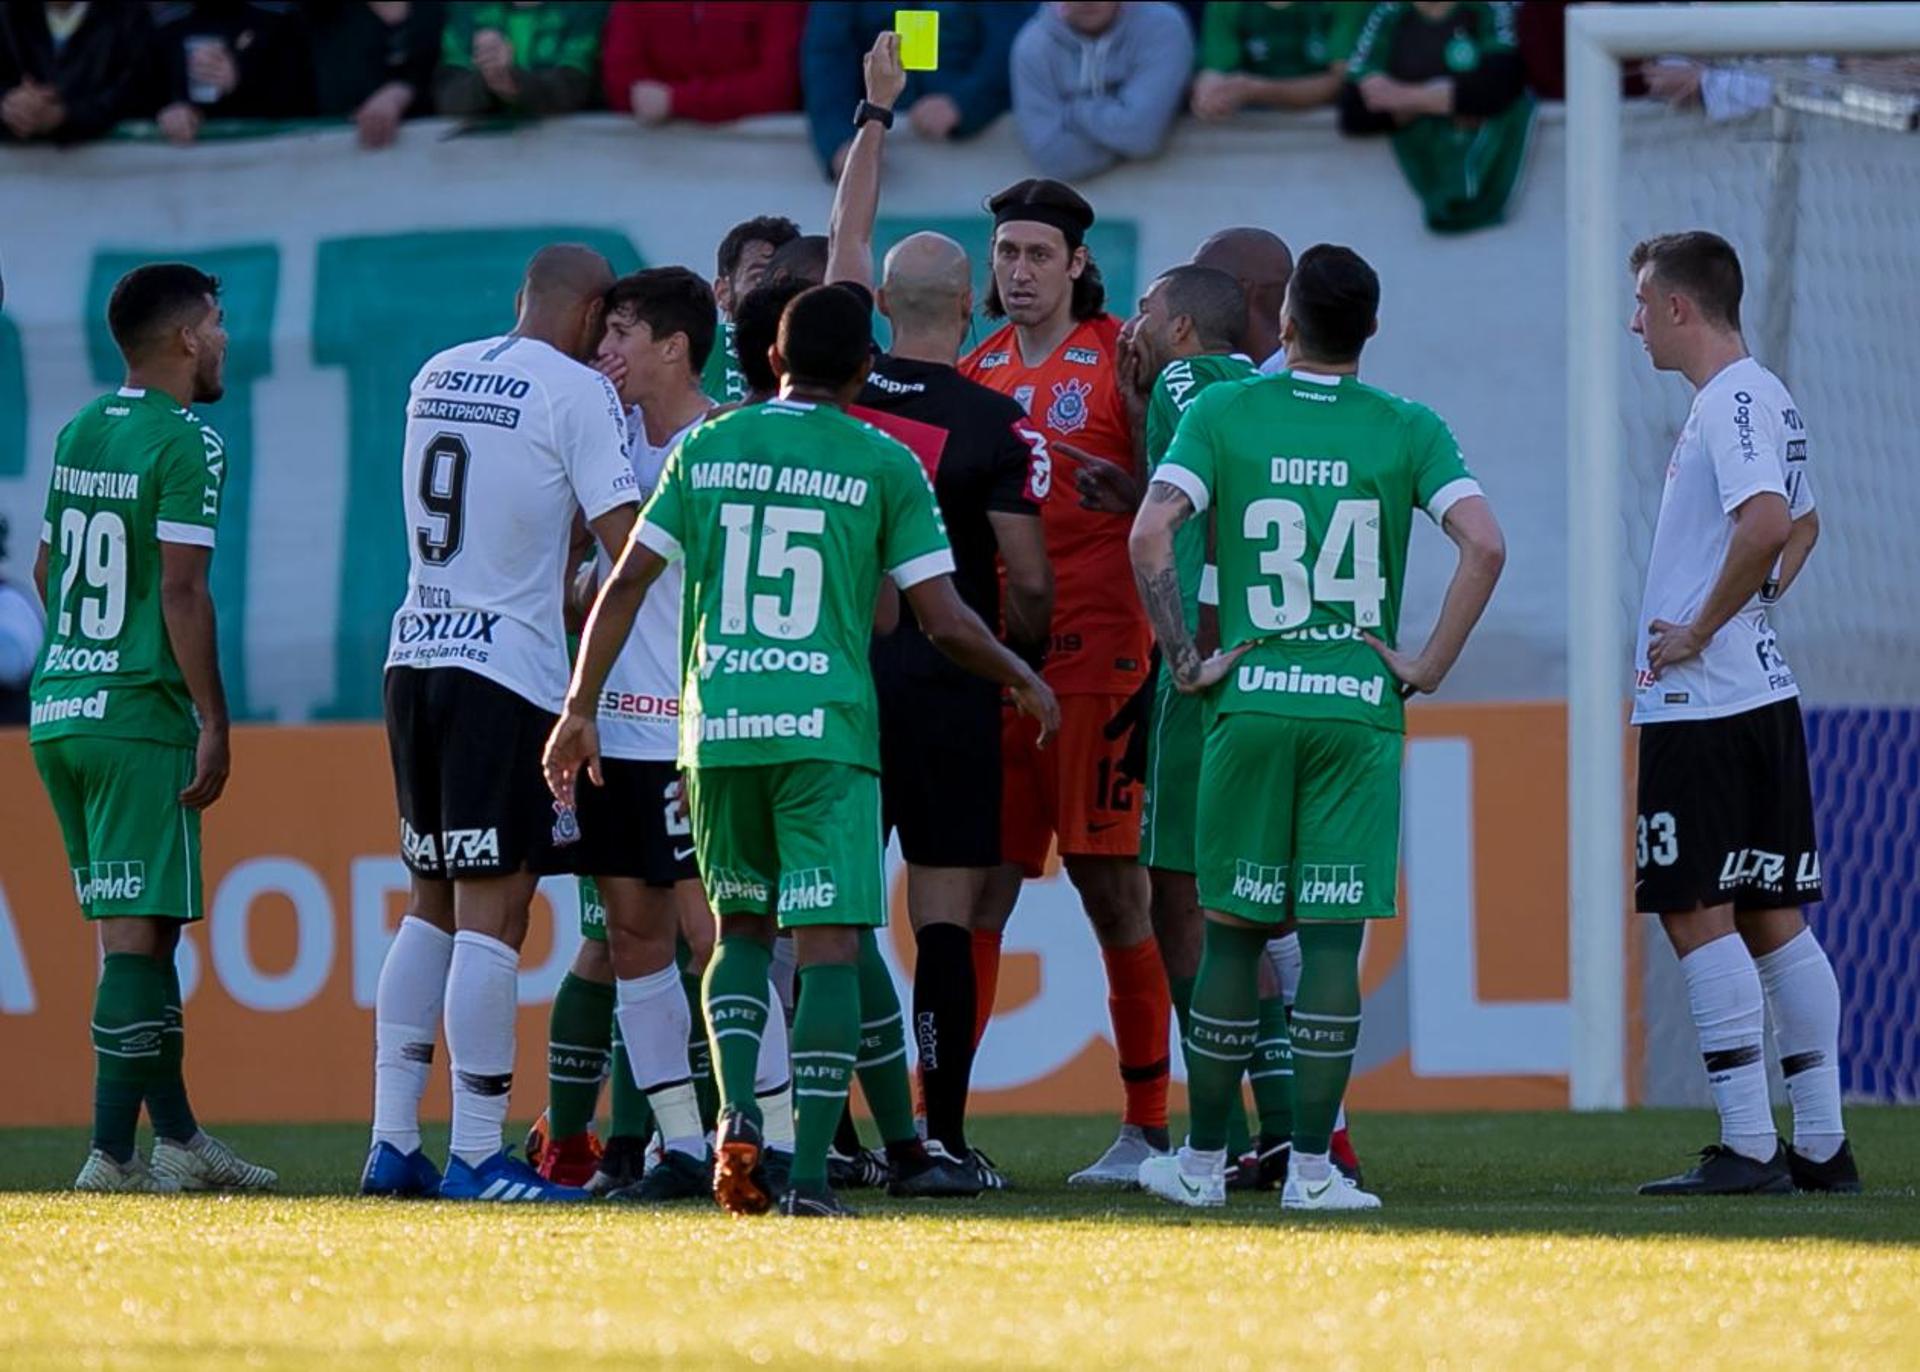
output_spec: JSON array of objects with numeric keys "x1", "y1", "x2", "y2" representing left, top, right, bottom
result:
[
  {"x1": 1281, "y1": 1150, "x2": 1381, "y2": 1212},
  {"x1": 150, "y1": 1131, "x2": 278, "y2": 1192},
  {"x1": 1067, "y1": 1124, "x2": 1167, "y2": 1187},
  {"x1": 1138, "y1": 1146, "x2": 1227, "y2": 1209},
  {"x1": 74, "y1": 1148, "x2": 181, "y2": 1194}
]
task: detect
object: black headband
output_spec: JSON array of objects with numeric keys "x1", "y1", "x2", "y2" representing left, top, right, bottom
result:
[{"x1": 992, "y1": 202, "x2": 1090, "y2": 252}]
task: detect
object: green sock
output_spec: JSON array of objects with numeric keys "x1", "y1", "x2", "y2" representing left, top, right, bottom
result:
[
  {"x1": 684, "y1": 969, "x2": 719, "y2": 1132},
  {"x1": 790, "y1": 962, "x2": 860, "y2": 1188},
  {"x1": 546, "y1": 972, "x2": 613, "y2": 1138},
  {"x1": 703, "y1": 934, "x2": 772, "y2": 1126},
  {"x1": 608, "y1": 1015, "x2": 655, "y2": 1141},
  {"x1": 144, "y1": 953, "x2": 198, "y2": 1144},
  {"x1": 1185, "y1": 921, "x2": 1268, "y2": 1153},
  {"x1": 1291, "y1": 923, "x2": 1365, "y2": 1155},
  {"x1": 1250, "y1": 993, "x2": 1294, "y2": 1140},
  {"x1": 852, "y1": 929, "x2": 916, "y2": 1148},
  {"x1": 1174, "y1": 970, "x2": 1252, "y2": 1155},
  {"x1": 92, "y1": 952, "x2": 166, "y2": 1163},
  {"x1": 1169, "y1": 972, "x2": 1195, "y2": 1044}
]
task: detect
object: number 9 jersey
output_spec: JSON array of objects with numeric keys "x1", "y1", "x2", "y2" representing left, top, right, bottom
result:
[
  {"x1": 1155, "y1": 369, "x2": 1482, "y2": 733},
  {"x1": 385, "y1": 335, "x2": 637, "y2": 713}
]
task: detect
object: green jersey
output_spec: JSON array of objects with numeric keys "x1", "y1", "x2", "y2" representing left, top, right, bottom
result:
[
  {"x1": 635, "y1": 397, "x2": 952, "y2": 771},
  {"x1": 29, "y1": 387, "x2": 227, "y2": 747},
  {"x1": 1157, "y1": 369, "x2": 1479, "y2": 732},
  {"x1": 1145, "y1": 352, "x2": 1258, "y2": 641},
  {"x1": 1198, "y1": 1, "x2": 1367, "y2": 78},
  {"x1": 701, "y1": 320, "x2": 748, "y2": 405}
]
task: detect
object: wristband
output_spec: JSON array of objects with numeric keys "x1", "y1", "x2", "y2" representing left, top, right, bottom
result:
[{"x1": 853, "y1": 100, "x2": 894, "y2": 130}]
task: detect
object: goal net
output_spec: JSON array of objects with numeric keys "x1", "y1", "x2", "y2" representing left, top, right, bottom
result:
[{"x1": 1566, "y1": 7, "x2": 1920, "y2": 1108}]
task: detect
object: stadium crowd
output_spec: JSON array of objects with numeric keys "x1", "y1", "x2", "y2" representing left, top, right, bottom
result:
[{"x1": 0, "y1": 2, "x2": 1646, "y2": 155}]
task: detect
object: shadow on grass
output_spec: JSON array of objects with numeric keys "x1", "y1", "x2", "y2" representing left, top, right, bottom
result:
[{"x1": 3, "y1": 1109, "x2": 1915, "y2": 1247}]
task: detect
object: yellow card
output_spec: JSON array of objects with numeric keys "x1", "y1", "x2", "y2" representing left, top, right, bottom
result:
[{"x1": 895, "y1": 9, "x2": 940, "y2": 71}]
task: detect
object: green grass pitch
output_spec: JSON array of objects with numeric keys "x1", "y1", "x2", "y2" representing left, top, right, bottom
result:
[{"x1": 2, "y1": 1109, "x2": 1916, "y2": 1370}]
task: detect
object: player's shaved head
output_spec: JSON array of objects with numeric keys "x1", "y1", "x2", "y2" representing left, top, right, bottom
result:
[
  {"x1": 518, "y1": 244, "x2": 616, "y2": 362},
  {"x1": 523, "y1": 244, "x2": 615, "y2": 304},
  {"x1": 1193, "y1": 226, "x2": 1293, "y2": 357},
  {"x1": 766, "y1": 234, "x2": 829, "y2": 289},
  {"x1": 880, "y1": 232, "x2": 972, "y2": 331},
  {"x1": 1153, "y1": 265, "x2": 1245, "y2": 354}
]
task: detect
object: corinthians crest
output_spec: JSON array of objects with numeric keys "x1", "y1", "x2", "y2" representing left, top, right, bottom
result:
[{"x1": 1046, "y1": 377, "x2": 1093, "y2": 434}]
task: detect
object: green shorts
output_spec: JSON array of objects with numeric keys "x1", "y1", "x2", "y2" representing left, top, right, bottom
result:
[
  {"x1": 1195, "y1": 712, "x2": 1402, "y2": 924},
  {"x1": 32, "y1": 734, "x2": 203, "y2": 922},
  {"x1": 686, "y1": 761, "x2": 885, "y2": 929},
  {"x1": 579, "y1": 877, "x2": 607, "y2": 942},
  {"x1": 1139, "y1": 681, "x2": 1202, "y2": 874}
]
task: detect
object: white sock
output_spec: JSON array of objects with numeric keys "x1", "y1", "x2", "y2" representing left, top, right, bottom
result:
[
  {"x1": 1754, "y1": 928, "x2": 1845, "y2": 1162},
  {"x1": 1291, "y1": 1149, "x2": 1332, "y2": 1183},
  {"x1": 1680, "y1": 934, "x2": 1775, "y2": 1162},
  {"x1": 444, "y1": 930, "x2": 520, "y2": 1167},
  {"x1": 769, "y1": 936, "x2": 798, "y2": 1019},
  {"x1": 615, "y1": 965, "x2": 701, "y2": 1157},
  {"x1": 1180, "y1": 1142, "x2": 1226, "y2": 1174},
  {"x1": 371, "y1": 916, "x2": 453, "y2": 1154},
  {"x1": 1265, "y1": 932, "x2": 1303, "y2": 1005},
  {"x1": 755, "y1": 976, "x2": 795, "y2": 1150}
]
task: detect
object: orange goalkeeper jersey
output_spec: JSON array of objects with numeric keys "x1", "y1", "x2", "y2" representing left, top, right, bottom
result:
[{"x1": 962, "y1": 315, "x2": 1149, "y2": 697}]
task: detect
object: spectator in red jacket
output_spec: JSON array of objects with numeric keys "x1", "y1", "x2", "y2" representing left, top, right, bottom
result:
[{"x1": 601, "y1": 1, "x2": 803, "y2": 126}]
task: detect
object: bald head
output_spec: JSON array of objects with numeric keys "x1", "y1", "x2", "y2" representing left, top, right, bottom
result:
[
  {"x1": 880, "y1": 232, "x2": 972, "y2": 331},
  {"x1": 524, "y1": 243, "x2": 615, "y2": 304},
  {"x1": 519, "y1": 243, "x2": 616, "y2": 361},
  {"x1": 1193, "y1": 227, "x2": 1293, "y2": 359}
]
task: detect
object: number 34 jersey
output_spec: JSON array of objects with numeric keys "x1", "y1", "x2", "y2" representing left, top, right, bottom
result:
[
  {"x1": 1157, "y1": 369, "x2": 1482, "y2": 733},
  {"x1": 385, "y1": 335, "x2": 637, "y2": 712},
  {"x1": 634, "y1": 398, "x2": 954, "y2": 773},
  {"x1": 29, "y1": 387, "x2": 229, "y2": 747}
]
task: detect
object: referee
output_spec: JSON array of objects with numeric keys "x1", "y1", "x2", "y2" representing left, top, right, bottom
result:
[
  {"x1": 824, "y1": 34, "x2": 1054, "y2": 1188},
  {"x1": 1626, "y1": 231, "x2": 1856, "y2": 1196}
]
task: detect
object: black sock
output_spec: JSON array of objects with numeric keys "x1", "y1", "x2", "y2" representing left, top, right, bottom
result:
[
  {"x1": 913, "y1": 922, "x2": 976, "y2": 1155},
  {"x1": 834, "y1": 1102, "x2": 863, "y2": 1155}
]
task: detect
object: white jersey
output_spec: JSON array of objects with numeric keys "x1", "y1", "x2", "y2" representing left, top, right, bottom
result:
[
  {"x1": 385, "y1": 335, "x2": 637, "y2": 711},
  {"x1": 596, "y1": 405, "x2": 709, "y2": 760},
  {"x1": 1632, "y1": 356, "x2": 1814, "y2": 724}
]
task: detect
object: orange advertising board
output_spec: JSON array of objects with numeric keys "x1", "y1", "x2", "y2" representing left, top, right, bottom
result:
[{"x1": 0, "y1": 704, "x2": 1575, "y2": 1126}]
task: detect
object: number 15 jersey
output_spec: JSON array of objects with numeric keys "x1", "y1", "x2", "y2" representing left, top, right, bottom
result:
[
  {"x1": 634, "y1": 398, "x2": 954, "y2": 773},
  {"x1": 1157, "y1": 369, "x2": 1482, "y2": 733},
  {"x1": 385, "y1": 335, "x2": 637, "y2": 712}
]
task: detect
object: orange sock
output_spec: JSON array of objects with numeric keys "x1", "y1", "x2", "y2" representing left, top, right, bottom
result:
[
  {"x1": 1102, "y1": 936, "x2": 1172, "y2": 1129},
  {"x1": 971, "y1": 929, "x2": 1003, "y2": 1051}
]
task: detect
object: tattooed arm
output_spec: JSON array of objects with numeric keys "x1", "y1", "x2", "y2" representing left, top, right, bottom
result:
[{"x1": 1129, "y1": 480, "x2": 1247, "y2": 694}]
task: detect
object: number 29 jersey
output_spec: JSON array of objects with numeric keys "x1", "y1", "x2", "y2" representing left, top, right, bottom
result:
[
  {"x1": 29, "y1": 387, "x2": 228, "y2": 747},
  {"x1": 1157, "y1": 369, "x2": 1482, "y2": 733},
  {"x1": 633, "y1": 398, "x2": 954, "y2": 773},
  {"x1": 385, "y1": 335, "x2": 637, "y2": 712}
]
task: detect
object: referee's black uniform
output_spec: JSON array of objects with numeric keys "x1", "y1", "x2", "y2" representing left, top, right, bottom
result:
[{"x1": 854, "y1": 353, "x2": 1044, "y2": 868}]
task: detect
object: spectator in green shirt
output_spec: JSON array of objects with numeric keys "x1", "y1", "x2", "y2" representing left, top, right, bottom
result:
[
  {"x1": 1190, "y1": 1, "x2": 1368, "y2": 120},
  {"x1": 435, "y1": 0, "x2": 606, "y2": 117}
]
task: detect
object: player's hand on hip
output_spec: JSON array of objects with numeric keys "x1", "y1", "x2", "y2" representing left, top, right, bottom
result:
[
  {"x1": 1013, "y1": 673, "x2": 1061, "y2": 750},
  {"x1": 1360, "y1": 630, "x2": 1439, "y2": 697},
  {"x1": 1061, "y1": 445, "x2": 1140, "y2": 513},
  {"x1": 1177, "y1": 641, "x2": 1253, "y2": 695},
  {"x1": 179, "y1": 723, "x2": 230, "y2": 811},
  {"x1": 1646, "y1": 618, "x2": 1706, "y2": 677},
  {"x1": 542, "y1": 712, "x2": 601, "y2": 806},
  {"x1": 865, "y1": 30, "x2": 906, "y2": 109}
]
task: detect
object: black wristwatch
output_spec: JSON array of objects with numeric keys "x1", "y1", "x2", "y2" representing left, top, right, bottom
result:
[{"x1": 853, "y1": 99, "x2": 895, "y2": 130}]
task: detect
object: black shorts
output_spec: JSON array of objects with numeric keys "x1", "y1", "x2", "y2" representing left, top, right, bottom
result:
[
  {"x1": 878, "y1": 670, "x2": 1001, "y2": 868},
  {"x1": 1635, "y1": 696, "x2": 1824, "y2": 914},
  {"x1": 571, "y1": 756, "x2": 699, "y2": 887},
  {"x1": 384, "y1": 666, "x2": 575, "y2": 879}
]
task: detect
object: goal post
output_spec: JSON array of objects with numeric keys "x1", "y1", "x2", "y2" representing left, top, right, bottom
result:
[{"x1": 1564, "y1": 3, "x2": 1920, "y2": 1111}]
